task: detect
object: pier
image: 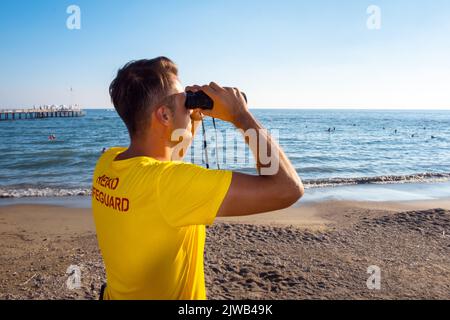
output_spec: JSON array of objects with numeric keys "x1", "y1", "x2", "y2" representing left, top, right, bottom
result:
[{"x1": 0, "y1": 105, "x2": 85, "y2": 121}]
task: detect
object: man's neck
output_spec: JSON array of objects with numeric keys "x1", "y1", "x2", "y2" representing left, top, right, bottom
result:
[{"x1": 115, "y1": 138, "x2": 172, "y2": 162}]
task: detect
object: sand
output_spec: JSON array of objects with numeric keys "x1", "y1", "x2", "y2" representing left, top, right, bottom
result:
[{"x1": 0, "y1": 199, "x2": 449, "y2": 299}]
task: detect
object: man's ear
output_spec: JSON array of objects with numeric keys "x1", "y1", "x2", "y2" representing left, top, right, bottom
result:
[{"x1": 154, "y1": 105, "x2": 172, "y2": 126}]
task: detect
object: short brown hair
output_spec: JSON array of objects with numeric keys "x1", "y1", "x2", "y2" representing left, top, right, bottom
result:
[{"x1": 109, "y1": 57, "x2": 178, "y2": 137}]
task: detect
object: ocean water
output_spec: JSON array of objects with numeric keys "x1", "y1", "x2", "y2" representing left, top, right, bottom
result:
[{"x1": 0, "y1": 109, "x2": 449, "y2": 198}]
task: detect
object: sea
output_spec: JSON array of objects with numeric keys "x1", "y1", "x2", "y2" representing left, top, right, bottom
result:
[{"x1": 1, "y1": 109, "x2": 449, "y2": 205}]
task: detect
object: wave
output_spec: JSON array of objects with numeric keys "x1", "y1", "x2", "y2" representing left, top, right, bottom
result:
[
  {"x1": 1, "y1": 172, "x2": 450, "y2": 198},
  {"x1": 303, "y1": 172, "x2": 450, "y2": 188},
  {"x1": 0, "y1": 187, "x2": 91, "y2": 198}
]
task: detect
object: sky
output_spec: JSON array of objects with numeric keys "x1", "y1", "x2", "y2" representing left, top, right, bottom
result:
[{"x1": 0, "y1": 0, "x2": 449, "y2": 109}]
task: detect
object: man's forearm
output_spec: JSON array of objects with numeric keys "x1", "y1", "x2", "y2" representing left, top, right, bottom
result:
[{"x1": 233, "y1": 112, "x2": 301, "y2": 187}]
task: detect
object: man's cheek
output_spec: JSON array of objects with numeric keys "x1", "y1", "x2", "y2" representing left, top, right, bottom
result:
[{"x1": 186, "y1": 116, "x2": 193, "y2": 130}]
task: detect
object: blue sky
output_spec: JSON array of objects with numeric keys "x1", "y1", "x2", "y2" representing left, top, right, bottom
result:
[{"x1": 0, "y1": 0, "x2": 449, "y2": 109}]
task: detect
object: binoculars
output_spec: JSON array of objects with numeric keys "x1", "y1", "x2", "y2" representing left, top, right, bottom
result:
[{"x1": 185, "y1": 90, "x2": 247, "y2": 110}]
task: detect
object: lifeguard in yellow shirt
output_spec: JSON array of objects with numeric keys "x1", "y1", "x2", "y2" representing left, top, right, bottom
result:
[{"x1": 92, "y1": 57, "x2": 304, "y2": 300}]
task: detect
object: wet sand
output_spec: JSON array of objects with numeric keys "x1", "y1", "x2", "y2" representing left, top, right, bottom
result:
[{"x1": 0, "y1": 199, "x2": 449, "y2": 299}]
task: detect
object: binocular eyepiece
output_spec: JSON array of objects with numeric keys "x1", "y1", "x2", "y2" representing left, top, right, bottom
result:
[{"x1": 185, "y1": 90, "x2": 247, "y2": 110}]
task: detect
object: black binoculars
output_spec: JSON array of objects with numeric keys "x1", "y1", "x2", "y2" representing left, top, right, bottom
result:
[{"x1": 185, "y1": 90, "x2": 247, "y2": 110}]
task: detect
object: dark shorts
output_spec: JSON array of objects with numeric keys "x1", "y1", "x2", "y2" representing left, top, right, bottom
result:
[{"x1": 99, "y1": 283, "x2": 107, "y2": 300}]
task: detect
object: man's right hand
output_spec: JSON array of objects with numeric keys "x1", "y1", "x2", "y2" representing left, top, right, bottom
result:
[
  {"x1": 199, "y1": 82, "x2": 249, "y2": 126},
  {"x1": 188, "y1": 81, "x2": 304, "y2": 218}
]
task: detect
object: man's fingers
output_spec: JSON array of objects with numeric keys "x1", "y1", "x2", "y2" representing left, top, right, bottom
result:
[
  {"x1": 209, "y1": 82, "x2": 225, "y2": 93},
  {"x1": 201, "y1": 85, "x2": 220, "y2": 100},
  {"x1": 225, "y1": 87, "x2": 235, "y2": 94},
  {"x1": 225, "y1": 86, "x2": 241, "y2": 97},
  {"x1": 190, "y1": 108, "x2": 204, "y2": 121},
  {"x1": 234, "y1": 87, "x2": 246, "y2": 102},
  {"x1": 185, "y1": 85, "x2": 202, "y2": 92},
  {"x1": 200, "y1": 109, "x2": 213, "y2": 118}
]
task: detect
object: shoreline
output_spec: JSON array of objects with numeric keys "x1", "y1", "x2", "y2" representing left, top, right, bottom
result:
[
  {"x1": 2, "y1": 172, "x2": 450, "y2": 200},
  {"x1": 2, "y1": 180, "x2": 450, "y2": 209},
  {"x1": 1, "y1": 199, "x2": 449, "y2": 299}
]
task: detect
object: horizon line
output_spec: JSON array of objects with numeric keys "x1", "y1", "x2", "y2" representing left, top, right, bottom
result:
[
  {"x1": 1, "y1": 106, "x2": 450, "y2": 111},
  {"x1": 81, "y1": 107, "x2": 450, "y2": 111}
]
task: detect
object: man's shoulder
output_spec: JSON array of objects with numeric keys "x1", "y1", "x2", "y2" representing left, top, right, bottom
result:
[
  {"x1": 97, "y1": 147, "x2": 126, "y2": 162},
  {"x1": 104, "y1": 147, "x2": 127, "y2": 157},
  {"x1": 159, "y1": 161, "x2": 208, "y2": 173},
  {"x1": 158, "y1": 161, "x2": 232, "y2": 183},
  {"x1": 93, "y1": 147, "x2": 125, "y2": 172}
]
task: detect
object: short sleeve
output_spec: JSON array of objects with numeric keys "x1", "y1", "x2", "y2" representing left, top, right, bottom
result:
[{"x1": 157, "y1": 162, "x2": 232, "y2": 228}]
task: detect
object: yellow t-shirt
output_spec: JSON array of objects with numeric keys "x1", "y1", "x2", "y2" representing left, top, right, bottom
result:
[{"x1": 91, "y1": 147, "x2": 232, "y2": 300}]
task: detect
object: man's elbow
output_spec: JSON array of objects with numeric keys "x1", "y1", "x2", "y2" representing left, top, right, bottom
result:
[
  {"x1": 289, "y1": 183, "x2": 305, "y2": 204},
  {"x1": 295, "y1": 183, "x2": 305, "y2": 201},
  {"x1": 277, "y1": 183, "x2": 305, "y2": 209}
]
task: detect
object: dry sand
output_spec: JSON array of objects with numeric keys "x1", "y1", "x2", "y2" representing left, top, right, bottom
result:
[{"x1": 0, "y1": 199, "x2": 449, "y2": 299}]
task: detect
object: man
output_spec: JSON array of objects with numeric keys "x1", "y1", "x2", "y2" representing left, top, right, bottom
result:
[{"x1": 92, "y1": 57, "x2": 303, "y2": 300}]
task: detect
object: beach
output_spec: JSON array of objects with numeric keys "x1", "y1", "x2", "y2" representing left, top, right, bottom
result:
[
  {"x1": 2, "y1": 0, "x2": 450, "y2": 305},
  {"x1": 1, "y1": 198, "x2": 449, "y2": 300},
  {"x1": 1, "y1": 109, "x2": 449, "y2": 299}
]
